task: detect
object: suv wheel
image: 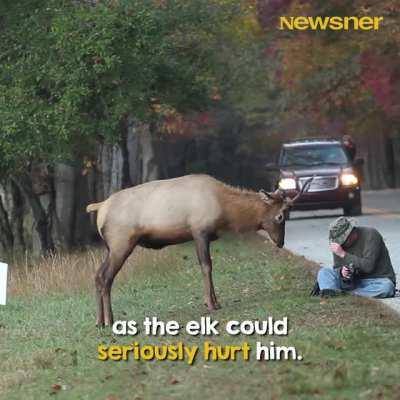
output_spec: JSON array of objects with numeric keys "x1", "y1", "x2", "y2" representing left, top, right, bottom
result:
[{"x1": 343, "y1": 201, "x2": 362, "y2": 216}]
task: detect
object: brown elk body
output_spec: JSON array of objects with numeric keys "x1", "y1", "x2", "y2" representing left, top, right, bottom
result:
[{"x1": 87, "y1": 174, "x2": 299, "y2": 326}]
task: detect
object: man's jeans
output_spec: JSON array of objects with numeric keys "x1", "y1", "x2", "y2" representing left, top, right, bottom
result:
[{"x1": 318, "y1": 267, "x2": 395, "y2": 298}]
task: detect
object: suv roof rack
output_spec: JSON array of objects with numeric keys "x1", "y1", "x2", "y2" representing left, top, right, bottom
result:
[{"x1": 286, "y1": 137, "x2": 339, "y2": 144}]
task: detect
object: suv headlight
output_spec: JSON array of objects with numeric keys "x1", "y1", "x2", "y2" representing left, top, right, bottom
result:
[
  {"x1": 278, "y1": 178, "x2": 296, "y2": 190},
  {"x1": 341, "y1": 173, "x2": 358, "y2": 186}
]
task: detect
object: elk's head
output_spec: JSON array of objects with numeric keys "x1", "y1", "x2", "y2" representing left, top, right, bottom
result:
[
  {"x1": 258, "y1": 190, "x2": 289, "y2": 248},
  {"x1": 258, "y1": 177, "x2": 313, "y2": 248}
]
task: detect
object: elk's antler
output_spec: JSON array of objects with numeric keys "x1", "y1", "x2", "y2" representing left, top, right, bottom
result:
[
  {"x1": 259, "y1": 189, "x2": 284, "y2": 201},
  {"x1": 285, "y1": 176, "x2": 314, "y2": 206}
]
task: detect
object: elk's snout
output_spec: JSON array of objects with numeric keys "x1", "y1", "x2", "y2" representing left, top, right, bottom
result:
[
  {"x1": 260, "y1": 224, "x2": 285, "y2": 248},
  {"x1": 276, "y1": 221, "x2": 285, "y2": 248}
]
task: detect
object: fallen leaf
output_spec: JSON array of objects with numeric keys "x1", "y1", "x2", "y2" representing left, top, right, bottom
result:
[{"x1": 50, "y1": 384, "x2": 62, "y2": 394}]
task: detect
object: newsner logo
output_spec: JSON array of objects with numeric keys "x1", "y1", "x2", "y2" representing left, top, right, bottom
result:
[{"x1": 279, "y1": 16, "x2": 384, "y2": 31}]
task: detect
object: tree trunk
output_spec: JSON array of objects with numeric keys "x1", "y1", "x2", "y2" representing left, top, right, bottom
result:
[
  {"x1": 363, "y1": 132, "x2": 389, "y2": 190},
  {"x1": 9, "y1": 180, "x2": 25, "y2": 251},
  {"x1": 12, "y1": 174, "x2": 55, "y2": 255},
  {"x1": 110, "y1": 144, "x2": 124, "y2": 194},
  {"x1": 53, "y1": 163, "x2": 76, "y2": 249},
  {"x1": 126, "y1": 115, "x2": 141, "y2": 186},
  {"x1": 139, "y1": 123, "x2": 159, "y2": 182},
  {"x1": 0, "y1": 189, "x2": 14, "y2": 253},
  {"x1": 97, "y1": 141, "x2": 125, "y2": 198},
  {"x1": 355, "y1": 112, "x2": 390, "y2": 190},
  {"x1": 73, "y1": 169, "x2": 94, "y2": 246},
  {"x1": 392, "y1": 136, "x2": 400, "y2": 188},
  {"x1": 98, "y1": 142, "x2": 112, "y2": 198}
]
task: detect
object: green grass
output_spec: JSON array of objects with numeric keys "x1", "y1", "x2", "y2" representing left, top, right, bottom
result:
[{"x1": 1, "y1": 236, "x2": 399, "y2": 400}]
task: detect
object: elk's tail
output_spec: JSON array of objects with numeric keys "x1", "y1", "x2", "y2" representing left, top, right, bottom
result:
[{"x1": 86, "y1": 201, "x2": 104, "y2": 213}]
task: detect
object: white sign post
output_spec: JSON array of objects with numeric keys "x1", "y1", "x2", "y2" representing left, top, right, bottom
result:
[{"x1": 0, "y1": 262, "x2": 8, "y2": 305}]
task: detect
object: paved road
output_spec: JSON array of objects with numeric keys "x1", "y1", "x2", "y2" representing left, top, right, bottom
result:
[{"x1": 285, "y1": 189, "x2": 400, "y2": 313}]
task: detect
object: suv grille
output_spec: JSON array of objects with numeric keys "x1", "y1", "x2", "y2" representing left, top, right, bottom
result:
[{"x1": 299, "y1": 176, "x2": 338, "y2": 192}]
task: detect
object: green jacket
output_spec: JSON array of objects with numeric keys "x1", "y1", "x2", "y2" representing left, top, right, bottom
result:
[{"x1": 333, "y1": 227, "x2": 396, "y2": 284}]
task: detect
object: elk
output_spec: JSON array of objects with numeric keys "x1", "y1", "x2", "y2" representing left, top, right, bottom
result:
[{"x1": 87, "y1": 174, "x2": 311, "y2": 326}]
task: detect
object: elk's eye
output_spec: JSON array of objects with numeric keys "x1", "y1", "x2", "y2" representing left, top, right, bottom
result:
[{"x1": 275, "y1": 213, "x2": 284, "y2": 223}]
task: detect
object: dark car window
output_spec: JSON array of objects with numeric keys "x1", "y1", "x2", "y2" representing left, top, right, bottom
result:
[{"x1": 280, "y1": 145, "x2": 349, "y2": 167}]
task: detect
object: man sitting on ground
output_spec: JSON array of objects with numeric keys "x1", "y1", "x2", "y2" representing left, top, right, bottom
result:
[{"x1": 317, "y1": 216, "x2": 396, "y2": 298}]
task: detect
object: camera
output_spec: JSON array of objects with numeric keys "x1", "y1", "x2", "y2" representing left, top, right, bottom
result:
[{"x1": 340, "y1": 263, "x2": 356, "y2": 291}]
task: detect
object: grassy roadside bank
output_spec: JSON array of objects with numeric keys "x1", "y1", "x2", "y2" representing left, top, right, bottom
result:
[{"x1": 1, "y1": 236, "x2": 399, "y2": 400}]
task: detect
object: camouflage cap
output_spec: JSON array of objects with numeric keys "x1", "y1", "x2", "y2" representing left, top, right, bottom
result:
[{"x1": 329, "y1": 216, "x2": 357, "y2": 245}]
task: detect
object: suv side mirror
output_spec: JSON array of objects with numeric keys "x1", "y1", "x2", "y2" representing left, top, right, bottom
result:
[
  {"x1": 353, "y1": 158, "x2": 364, "y2": 167},
  {"x1": 266, "y1": 162, "x2": 279, "y2": 171}
]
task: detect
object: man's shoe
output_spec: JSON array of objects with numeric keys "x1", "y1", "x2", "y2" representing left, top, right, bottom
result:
[
  {"x1": 310, "y1": 281, "x2": 320, "y2": 296},
  {"x1": 320, "y1": 289, "x2": 342, "y2": 297}
]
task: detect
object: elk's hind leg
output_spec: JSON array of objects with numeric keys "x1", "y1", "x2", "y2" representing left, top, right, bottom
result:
[
  {"x1": 95, "y1": 253, "x2": 109, "y2": 327},
  {"x1": 194, "y1": 233, "x2": 221, "y2": 311},
  {"x1": 102, "y1": 237, "x2": 138, "y2": 326}
]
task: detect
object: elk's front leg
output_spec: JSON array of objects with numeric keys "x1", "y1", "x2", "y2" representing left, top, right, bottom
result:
[{"x1": 194, "y1": 233, "x2": 221, "y2": 311}]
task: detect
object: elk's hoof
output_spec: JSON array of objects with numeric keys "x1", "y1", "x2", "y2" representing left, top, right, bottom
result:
[
  {"x1": 206, "y1": 304, "x2": 220, "y2": 312},
  {"x1": 97, "y1": 320, "x2": 113, "y2": 328}
]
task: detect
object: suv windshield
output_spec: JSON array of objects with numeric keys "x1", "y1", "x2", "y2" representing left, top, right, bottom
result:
[{"x1": 280, "y1": 145, "x2": 349, "y2": 167}]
